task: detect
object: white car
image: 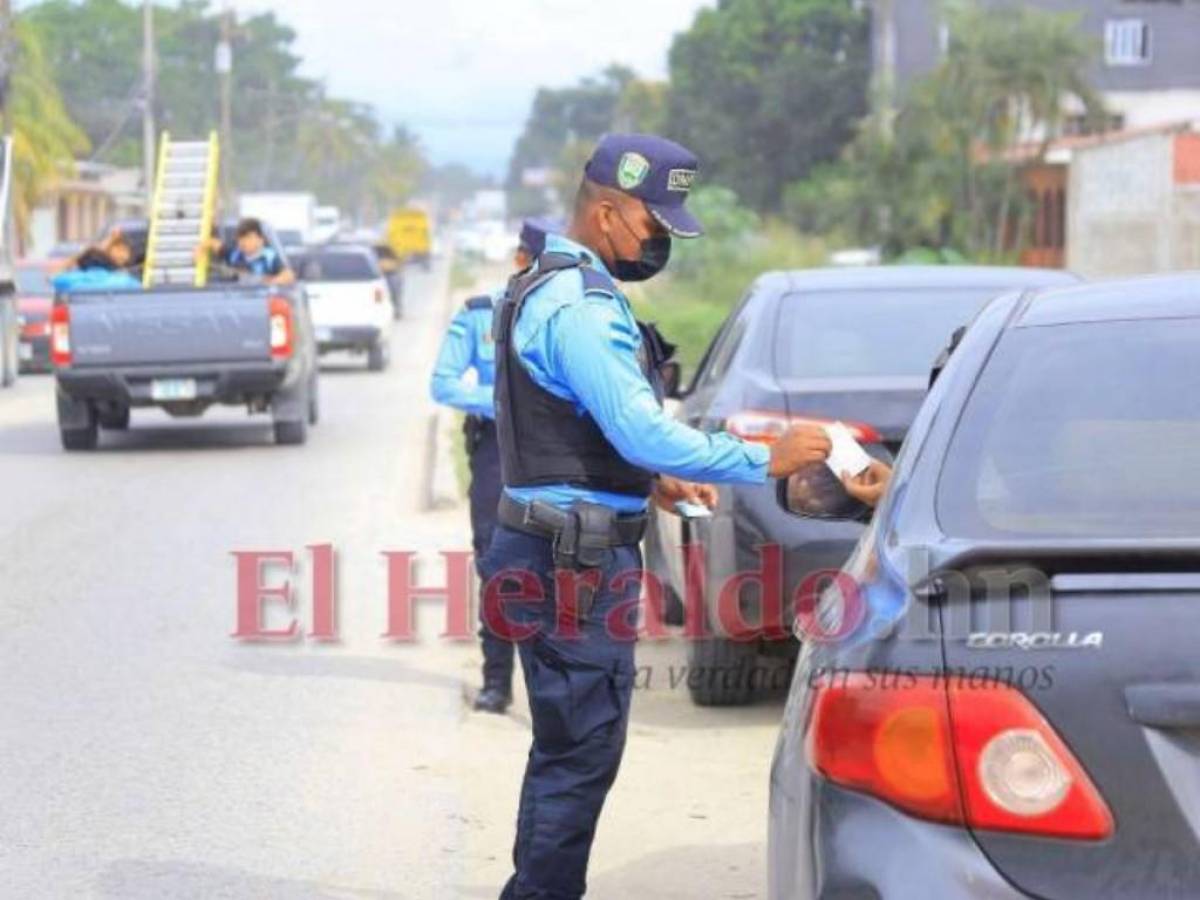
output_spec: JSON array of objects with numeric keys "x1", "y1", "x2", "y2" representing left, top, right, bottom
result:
[{"x1": 293, "y1": 246, "x2": 392, "y2": 371}]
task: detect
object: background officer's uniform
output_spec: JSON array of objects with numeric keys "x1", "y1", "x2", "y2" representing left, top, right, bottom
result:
[
  {"x1": 430, "y1": 220, "x2": 554, "y2": 711},
  {"x1": 484, "y1": 135, "x2": 771, "y2": 900}
]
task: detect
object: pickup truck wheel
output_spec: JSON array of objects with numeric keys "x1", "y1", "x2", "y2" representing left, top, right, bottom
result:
[
  {"x1": 61, "y1": 418, "x2": 99, "y2": 451},
  {"x1": 98, "y1": 406, "x2": 131, "y2": 430},
  {"x1": 307, "y1": 376, "x2": 320, "y2": 425},
  {"x1": 367, "y1": 340, "x2": 389, "y2": 372},
  {"x1": 273, "y1": 418, "x2": 308, "y2": 446},
  {"x1": 686, "y1": 636, "x2": 759, "y2": 707}
]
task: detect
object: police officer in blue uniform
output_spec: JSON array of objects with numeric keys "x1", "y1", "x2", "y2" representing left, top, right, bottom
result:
[
  {"x1": 430, "y1": 218, "x2": 559, "y2": 714},
  {"x1": 484, "y1": 134, "x2": 833, "y2": 900}
]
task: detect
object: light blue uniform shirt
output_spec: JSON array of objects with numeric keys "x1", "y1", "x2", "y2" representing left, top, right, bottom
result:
[
  {"x1": 430, "y1": 293, "x2": 497, "y2": 420},
  {"x1": 505, "y1": 233, "x2": 770, "y2": 513}
]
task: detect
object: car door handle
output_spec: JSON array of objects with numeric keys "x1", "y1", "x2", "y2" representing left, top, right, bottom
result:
[{"x1": 1125, "y1": 683, "x2": 1200, "y2": 728}]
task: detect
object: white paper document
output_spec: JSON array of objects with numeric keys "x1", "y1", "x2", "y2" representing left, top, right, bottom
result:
[{"x1": 823, "y1": 421, "x2": 873, "y2": 478}]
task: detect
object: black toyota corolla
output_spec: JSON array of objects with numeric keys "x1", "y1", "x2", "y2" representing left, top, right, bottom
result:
[{"x1": 769, "y1": 273, "x2": 1200, "y2": 899}]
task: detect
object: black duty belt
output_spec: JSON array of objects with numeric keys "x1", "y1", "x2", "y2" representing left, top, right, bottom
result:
[{"x1": 498, "y1": 493, "x2": 648, "y2": 570}]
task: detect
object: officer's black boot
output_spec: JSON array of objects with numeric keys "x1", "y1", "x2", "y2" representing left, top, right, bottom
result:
[{"x1": 473, "y1": 683, "x2": 512, "y2": 714}]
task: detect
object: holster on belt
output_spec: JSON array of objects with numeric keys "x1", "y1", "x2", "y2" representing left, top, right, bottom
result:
[
  {"x1": 463, "y1": 415, "x2": 487, "y2": 455},
  {"x1": 528, "y1": 500, "x2": 614, "y2": 572}
]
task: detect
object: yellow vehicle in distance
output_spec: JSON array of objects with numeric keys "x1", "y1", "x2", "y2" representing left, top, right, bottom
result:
[{"x1": 386, "y1": 208, "x2": 432, "y2": 270}]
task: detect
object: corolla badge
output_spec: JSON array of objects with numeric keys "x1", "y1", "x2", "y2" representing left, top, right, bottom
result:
[{"x1": 967, "y1": 632, "x2": 1104, "y2": 650}]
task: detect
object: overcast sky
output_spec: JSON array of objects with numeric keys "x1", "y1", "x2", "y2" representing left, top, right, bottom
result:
[{"x1": 223, "y1": 0, "x2": 714, "y2": 176}]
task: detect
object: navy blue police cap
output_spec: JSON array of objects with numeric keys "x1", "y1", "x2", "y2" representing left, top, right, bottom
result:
[
  {"x1": 518, "y1": 216, "x2": 562, "y2": 257},
  {"x1": 584, "y1": 133, "x2": 703, "y2": 238}
]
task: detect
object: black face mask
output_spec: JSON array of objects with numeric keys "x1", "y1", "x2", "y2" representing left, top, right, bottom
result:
[{"x1": 608, "y1": 209, "x2": 672, "y2": 282}]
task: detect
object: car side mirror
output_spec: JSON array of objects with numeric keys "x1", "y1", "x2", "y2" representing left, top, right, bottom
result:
[
  {"x1": 659, "y1": 361, "x2": 684, "y2": 399},
  {"x1": 776, "y1": 463, "x2": 870, "y2": 522}
]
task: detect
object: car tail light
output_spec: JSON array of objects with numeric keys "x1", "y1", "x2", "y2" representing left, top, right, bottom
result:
[
  {"x1": 806, "y1": 674, "x2": 1113, "y2": 840},
  {"x1": 374, "y1": 286, "x2": 385, "y2": 304},
  {"x1": 50, "y1": 305, "x2": 72, "y2": 367},
  {"x1": 268, "y1": 296, "x2": 292, "y2": 360},
  {"x1": 727, "y1": 410, "x2": 881, "y2": 445}
]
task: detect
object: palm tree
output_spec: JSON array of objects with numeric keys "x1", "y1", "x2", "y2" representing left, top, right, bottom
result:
[{"x1": 3, "y1": 18, "x2": 89, "y2": 244}]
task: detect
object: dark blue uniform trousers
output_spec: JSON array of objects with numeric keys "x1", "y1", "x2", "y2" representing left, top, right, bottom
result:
[
  {"x1": 468, "y1": 423, "x2": 514, "y2": 692},
  {"x1": 482, "y1": 524, "x2": 641, "y2": 900}
]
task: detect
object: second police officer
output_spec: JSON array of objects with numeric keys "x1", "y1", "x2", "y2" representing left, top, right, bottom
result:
[
  {"x1": 484, "y1": 134, "x2": 833, "y2": 900},
  {"x1": 430, "y1": 218, "x2": 559, "y2": 714}
]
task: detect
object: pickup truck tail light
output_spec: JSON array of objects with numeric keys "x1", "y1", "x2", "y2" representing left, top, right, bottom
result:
[
  {"x1": 806, "y1": 674, "x2": 1113, "y2": 840},
  {"x1": 50, "y1": 305, "x2": 72, "y2": 367},
  {"x1": 268, "y1": 296, "x2": 293, "y2": 360},
  {"x1": 727, "y1": 410, "x2": 881, "y2": 445}
]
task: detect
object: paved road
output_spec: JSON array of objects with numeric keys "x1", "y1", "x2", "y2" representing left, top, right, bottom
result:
[{"x1": 0, "y1": 256, "x2": 783, "y2": 899}]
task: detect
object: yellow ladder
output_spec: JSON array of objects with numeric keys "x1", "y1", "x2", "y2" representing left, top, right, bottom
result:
[{"x1": 142, "y1": 131, "x2": 220, "y2": 288}]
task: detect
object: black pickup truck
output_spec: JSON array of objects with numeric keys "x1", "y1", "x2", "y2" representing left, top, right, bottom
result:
[{"x1": 52, "y1": 220, "x2": 320, "y2": 450}]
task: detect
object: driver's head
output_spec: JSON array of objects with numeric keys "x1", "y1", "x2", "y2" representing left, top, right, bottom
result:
[{"x1": 235, "y1": 218, "x2": 266, "y2": 257}]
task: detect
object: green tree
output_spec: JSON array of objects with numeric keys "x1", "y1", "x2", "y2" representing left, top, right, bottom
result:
[
  {"x1": 667, "y1": 0, "x2": 870, "y2": 213},
  {"x1": 3, "y1": 18, "x2": 89, "y2": 241},
  {"x1": 23, "y1": 0, "x2": 425, "y2": 221},
  {"x1": 506, "y1": 65, "x2": 637, "y2": 215}
]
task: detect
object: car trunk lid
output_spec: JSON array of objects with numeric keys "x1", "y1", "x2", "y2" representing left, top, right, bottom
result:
[{"x1": 932, "y1": 542, "x2": 1200, "y2": 898}]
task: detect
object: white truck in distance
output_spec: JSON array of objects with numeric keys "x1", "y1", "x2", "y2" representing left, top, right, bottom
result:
[{"x1": 238, "y1": 192, "x2": 317, "y2": 248}]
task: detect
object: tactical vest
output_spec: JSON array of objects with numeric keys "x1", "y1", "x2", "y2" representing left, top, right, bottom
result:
[{"x1": 492, "y1": 252, "x2": 672, "y2": 499}]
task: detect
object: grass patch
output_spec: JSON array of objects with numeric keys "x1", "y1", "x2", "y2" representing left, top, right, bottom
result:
[
  {"x1": 451, "y1": 413, "x2": 471, "y2": 497},
  {"x1": 450, "y1": 256, "x2": 479, "y2": 292}
]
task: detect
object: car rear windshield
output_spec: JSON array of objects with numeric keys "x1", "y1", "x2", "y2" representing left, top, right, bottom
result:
[
  {"x1": 775, "y1": 287, "x2": 1009, "y2": 378},
  {"x1": 294, "y1": 253, "x2": 376, "y2": 282},
  {"x1": 937, "y1": 318, "x2": 1200, "y2": 539},
  {"x1": 16, "y1": 267, "x2": 52, "y2": 295}
]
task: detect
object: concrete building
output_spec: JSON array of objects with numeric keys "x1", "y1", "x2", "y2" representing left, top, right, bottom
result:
[
  {"x1": 1066, "y1": 122, "x2": 1200, "y2": 276},
  {"x1": 24, "y1": 162, "x2": 145, "y2": 259},
  {"x1": 872, "y1": 0, "x2": 1200, "y2": 132}
]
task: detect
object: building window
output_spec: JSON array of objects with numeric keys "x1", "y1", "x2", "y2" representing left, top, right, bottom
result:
[{"x1": 1105, "y1": 19, "x2": 1152, "y2": 66}]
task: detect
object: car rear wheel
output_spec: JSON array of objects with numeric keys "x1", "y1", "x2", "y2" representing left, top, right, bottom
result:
[
  {"x1": 687, "y1": 636, "x2": 759, "y2": 707},
  {"x1": 273, "y1": 418, "x2": 307, "y2": 446},
  {"x1": 98, "y1": 405, "x2": 131, "y2": 430},
  {"x1": 61, "y1": 427, "x2": 98, "y2": 451},
  {"x1": 367, "y1": 339, "x2": 389, "y2": 372},
  {"x1": 307, "y1": 376, "x2": 320, "y2": 425}
]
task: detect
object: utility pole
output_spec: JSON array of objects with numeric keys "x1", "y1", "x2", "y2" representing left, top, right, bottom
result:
[
  {"x1": 142, "y1": 0, "x2": 157, "y2": 210},
  {"x1": 874, "y1": 0, "x2": 897, "y2": 139},
  {"x1": 0, "y1": 0, "x2": 13, "y2": 129},
  {"x1": 216, "y1": 6, "x2": 234, "y2": 209}
]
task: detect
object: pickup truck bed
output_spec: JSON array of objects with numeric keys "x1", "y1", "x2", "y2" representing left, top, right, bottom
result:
[{"x1": 53, "y1": 284, "x2": 319, "y2": 450}]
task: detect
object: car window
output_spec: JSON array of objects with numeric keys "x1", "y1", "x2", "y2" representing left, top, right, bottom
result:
[
  {"x1": 293, "y1": 253, "x2": 377, "y2": 282},
  {"x1": 704, "y1": 317, "x2": 748, "y2": 386},
  {"x1": 937, "y1": 318, "x2": 1200, "y2": 539},
  {"x1": 774, "y1": 288, "x2": 1011, "y2": 379}
]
